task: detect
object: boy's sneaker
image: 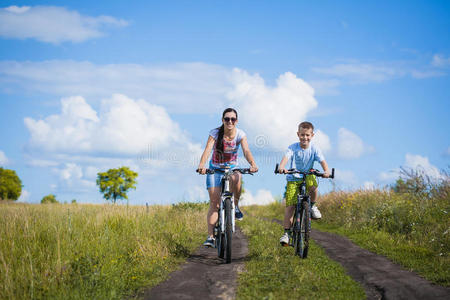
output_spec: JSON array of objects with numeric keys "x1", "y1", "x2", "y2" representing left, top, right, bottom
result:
[
  {"x1": 279, "y1": 232, "x2": 289, "y2": 246},
  {"x1": 203, "y1": 236, "x2": 215, "y2": 247},
  {"x1": 311, "y1": 205, "x2": 322, "y2": 219},
  {"x1": 235, "y1": 206, "x2": 244, "y2": 221}
]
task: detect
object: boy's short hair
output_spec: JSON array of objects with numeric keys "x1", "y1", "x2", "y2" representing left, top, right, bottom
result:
[{"x1": 298, "y1": 121, "x2": 314, "y2": 132}]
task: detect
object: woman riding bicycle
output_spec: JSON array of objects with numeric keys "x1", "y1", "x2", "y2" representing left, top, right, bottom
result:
[{"x1": 197, "y1": 108, "x2": 258, "y2": 247}]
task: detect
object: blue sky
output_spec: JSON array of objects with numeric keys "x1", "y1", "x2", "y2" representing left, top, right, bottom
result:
[{"x1": 0, "y1": 1, "x2": 449, "y2": 205}]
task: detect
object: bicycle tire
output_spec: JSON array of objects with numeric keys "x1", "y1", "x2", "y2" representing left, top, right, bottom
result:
[
  {"x1": 293, "y1": 202, "x2": 301, "y2": 255},
  {"x1": 298, "y1": 200, "x2": 310, "y2": 258},
  {"x1": 216, "y1": 222, "x2": 225, "y2": 258},
  {"x1": 225, "y1": 197, "x2": 233, "y2": 263}
]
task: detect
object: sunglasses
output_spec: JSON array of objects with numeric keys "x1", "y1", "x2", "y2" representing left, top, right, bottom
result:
[{"x1": 224, "y1": 117, "x2": 237, "y2": 123}]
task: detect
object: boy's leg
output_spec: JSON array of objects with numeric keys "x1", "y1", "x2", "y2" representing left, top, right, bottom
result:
[
  {"x1": 283, "y1": 205, "x2": 295, "y2": 229},
  {"x1": 309, "y1": 185, "x2": 318, "y2": 202},
  {"x1": 280, "y1": 205, "x2": 295, "y2": 245},
  {"x1": 308, "y1": 185, "x2": 322, "y2": 219}
]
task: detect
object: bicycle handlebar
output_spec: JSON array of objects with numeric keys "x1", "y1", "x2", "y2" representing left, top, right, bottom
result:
[
  {"x1": 196, "y1": 168, "x2": 255, "y2": 175},
  {"x1": 274, "y1": 164, "x2": 335, "y2": 179}
]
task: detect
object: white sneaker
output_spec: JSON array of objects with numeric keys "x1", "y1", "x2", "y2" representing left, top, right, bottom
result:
[
  {"x1": 279, "y1": 232, "x2": 289, "y2": 246},
  {"x1": 311, "y1": 205, "x2": 322, "y2": 219},
  {"x1": 203, "y1": 236, "x2": 215, "y2": 247}
]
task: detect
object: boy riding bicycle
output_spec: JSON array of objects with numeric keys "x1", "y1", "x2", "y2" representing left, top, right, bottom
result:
[{"x1": 277, "y1": 121, "x2": 331, "y2": 246}]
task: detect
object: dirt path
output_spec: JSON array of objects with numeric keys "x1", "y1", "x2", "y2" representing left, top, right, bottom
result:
[
  {"x1": 271, "y1": 218, "x2": 450, "y2": 300},
  {"x1": 143, "y1": 218, "x2": 449, "y2": 300},
  {"x1": 311, "y1": 229, "x2": 450, "y2": 300},
  {"x1": 142, "y1": 226, "x2": 248, "y2": 300}
]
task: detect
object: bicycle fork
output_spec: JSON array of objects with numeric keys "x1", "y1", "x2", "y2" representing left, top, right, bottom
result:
[{"x1": 220, "y1": 194, "x2": 235, "y2": 232}]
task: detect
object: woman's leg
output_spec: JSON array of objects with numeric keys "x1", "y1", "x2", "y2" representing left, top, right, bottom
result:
[
  {"x1": 230, "y1": 172, "x2": 242, "y2": 206},
  {"x1": 207, "y1": 187, "x2": 221, "y2": 237}
]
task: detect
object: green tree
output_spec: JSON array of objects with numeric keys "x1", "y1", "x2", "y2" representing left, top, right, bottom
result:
[
  {"x1": 41, "y1": 194, "x2": 58, "y2": 204},
  {"x1": 0, "y1": 167, "x2": 22, "y2": 201},
  {"x1": 96, "y1": 166, "x2": 138, "y2": 204}
]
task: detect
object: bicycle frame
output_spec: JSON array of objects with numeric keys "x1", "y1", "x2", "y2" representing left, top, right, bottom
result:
[
  {"x1": 219, "y1": 168, "x2": 235, "y2": 233},
  {"x1": 275, "y1": 164, "x2": 334, "y2": 258},
  {"x1": 198, "y1": 167, "x2": 253, "y2": 263}
]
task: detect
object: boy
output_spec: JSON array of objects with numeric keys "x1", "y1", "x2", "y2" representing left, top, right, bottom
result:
[{"x1": 278, "y1": 121, "x2": 330, "y2": 246}]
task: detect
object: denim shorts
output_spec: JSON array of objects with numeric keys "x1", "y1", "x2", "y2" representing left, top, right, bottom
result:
[{"x1": 206, "y1": 170, "x2": 224, "y2": 189}]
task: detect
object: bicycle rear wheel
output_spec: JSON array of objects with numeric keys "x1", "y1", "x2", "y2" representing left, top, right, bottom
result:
[
  {"x1": 225, "y1": 197, "x2": 233, "y2": 263},
  {"x1": 298, "y1": 200, "x2": 310, "y2": 258}
]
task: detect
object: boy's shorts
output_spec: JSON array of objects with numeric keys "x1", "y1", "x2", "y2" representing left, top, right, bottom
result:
[{"x1": 285, "y1": 175, "x2": 317, "y2": 206}]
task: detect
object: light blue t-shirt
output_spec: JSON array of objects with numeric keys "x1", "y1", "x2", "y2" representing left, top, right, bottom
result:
[{"x1": 284, "y1": 142, "x2": 325, "y2": 181}]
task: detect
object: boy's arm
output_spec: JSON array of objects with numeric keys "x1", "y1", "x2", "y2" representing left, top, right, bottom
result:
[
  {"x1": 278, "y1": 156, "x2": 289, "y2": 174},
  {"x1": 320, "y1": 160, "x2": 330, "y2": 178}
]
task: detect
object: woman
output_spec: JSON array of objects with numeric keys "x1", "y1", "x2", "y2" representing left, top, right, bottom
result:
[{"x1": 197, "y1": 108, "x2": 258, "y2": 247}]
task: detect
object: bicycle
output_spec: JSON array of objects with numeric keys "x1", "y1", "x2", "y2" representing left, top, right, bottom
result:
[
  {"x1": 197, "y1": 167, "x2": 254, "y2": 263},
  {"x1": 275, "y1": 164, "x2": 335, "y2": 258}
]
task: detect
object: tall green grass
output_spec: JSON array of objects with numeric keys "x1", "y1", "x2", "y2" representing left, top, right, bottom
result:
[
  {"x1": 0, "y1": 202, "x2": 207, "y2": 299},
  {"x1": 237, "y1": 208, "x2": 365, "y2": 299},
  {"x1": 316, "y1": 177, "x2": 450, "y2": 286}
]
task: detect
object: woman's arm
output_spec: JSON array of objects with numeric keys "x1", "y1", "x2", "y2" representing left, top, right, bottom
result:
[
  {"x1": 197, "y1": 135, "x2": 216, "y2": 174},
  {"x1": 240, "y1": 136, "x2": 258, "y2": 172}
]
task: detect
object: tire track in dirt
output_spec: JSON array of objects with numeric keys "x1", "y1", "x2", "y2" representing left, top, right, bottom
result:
[
  {"x1": 271, "y1": 218, "x2": 450, "y2": 300},
  {"x1": 142, "y1": 226, "x2": 248, "y2": 300}
]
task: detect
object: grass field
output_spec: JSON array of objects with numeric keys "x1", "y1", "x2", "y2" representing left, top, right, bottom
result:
[
  {"x1": 244, "y1": 174, "x2": 450, "y2": 287},
  {"x1": 236, "y1": 211, "x2": 365, "y2": 299},
  {"x1": 316, "y1": 183, "x2": 450, "y2": 286},
  {"x1": 0, "y1": 202, "x2": 207, "y2": 299},
  {"x1": 1, "y1": 175, "x2": 448, "y2": 299}
]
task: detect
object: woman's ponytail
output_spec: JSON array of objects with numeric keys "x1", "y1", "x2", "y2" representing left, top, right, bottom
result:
[{"x1": 215, "y1": 124, "x2": 225, "y2": 153}]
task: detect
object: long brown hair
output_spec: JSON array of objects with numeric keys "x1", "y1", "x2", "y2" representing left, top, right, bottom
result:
[{"x1": 216, "y1": 108, "x2": 238, "y2": 152}]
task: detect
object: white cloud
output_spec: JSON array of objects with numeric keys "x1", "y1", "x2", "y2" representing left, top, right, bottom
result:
[
  {"x1": 379, "y1": 169, "x2": 400, "y2": 182},
  {"x1": 228, "y1": 69, "x2": 318, "y2": 150},
  {"x1": 2, "y1": 60, "x2": 324, "y2": 150},
  {"x1": 0, "y1": 150, "x2": 9, "y2": 166},
  {"x1": 0, "y1": 60, "x2": 231, "y2": 113},
  {"x1": 308, "y1": 79, "x2": 341, "y2": 96},
  {"x1": 379, "y1": 153, "x2": 444, "y2": 183},
  {"x1": 335, "y1": 169, "x2": 357, "y2": 186},
  {"x1": 53, "y1": 163, "x2": 96, "y2": 190},
  {"x1": 337, "y1": 128, "x2": 374, "y2": 159},
  {"x1": 240, "y1": 189, "x2": 275, "y2": 206},
  {"x1": 363, "y1": 181, "x2": 375, "y2": 190},
  {"x1": 0, "y1": 6, "x2": 127, "y2": 44},
  {"x1": 404, "y1": 153, "x2": 443, "y2": 180},
  {"x1": 185, "y1": 185, "x2": 208, "y2": 202},
  {"x1": 312, "y1": 59, "x2": 447, "y2": 85},
  {"x1": 312, "y1": 63, "x2": 399, "y2": 82},
  {"x1": 26, "y1": 158, "x2": 59, "y2": 167},
  {"x1": 411, "y1": 70, "x2": 446, "y2": 79},
  {"x1": 24, "y1": 94, "x2": 202, "y2": 157},
  {"x1": 431, "y1": 54, "x2": 450, "y2": 68},
  {"x1": 313, "y1": 129, "x2": 331, "y2": 154},
  {"x1": 18, "y1": 189, "x2": 30, "y2": 202}
]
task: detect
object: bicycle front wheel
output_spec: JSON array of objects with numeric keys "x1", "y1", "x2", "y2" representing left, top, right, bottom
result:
[
  {"x1": 298, "y1": 200, "x2": 310, "y2": 258},
  {"x1": 216, "y1": 222, "x2": 225, "y2": 258},
  {"x1": 225, "y1": 197, "x2": 233, "y2": 264}
]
